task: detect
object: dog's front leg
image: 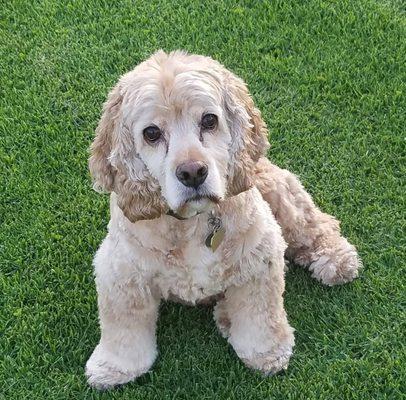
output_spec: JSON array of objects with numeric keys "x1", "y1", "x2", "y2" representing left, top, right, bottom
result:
[
  {"x1": 86, "y1": 241, "x2": 159, "y2": 389},
  {"x1": 214, "y1": 261, "x2": 295, "y2": 375},
  {"x1": 86, "y1": 283, "x2": 159, "y2": 389}
]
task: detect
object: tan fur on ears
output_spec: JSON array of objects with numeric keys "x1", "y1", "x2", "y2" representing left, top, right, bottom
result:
[
  {"x1": 89, "y1": 85, "x2": 121, "y2": 193},
  {"x1": 114, "y1": 168, "x2": 168, "y2": 222},
  {"x1": 89, "y1": 84, "x2": 167, "y2": 222},
  {"x1": 221, "y1": 69, "x2": 270, "y2": 196}
]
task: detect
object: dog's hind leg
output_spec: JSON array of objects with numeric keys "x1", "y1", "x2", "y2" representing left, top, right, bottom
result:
[{"x1": 255, "y1": 157, "x2": 361, "y2": 286}]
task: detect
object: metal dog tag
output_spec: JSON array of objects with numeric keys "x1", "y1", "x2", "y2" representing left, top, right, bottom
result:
[
  {"x1": 206, "y1": 215, "x2": 225, "y2": 252},
  {"x1": 206, "y1": 227, "x2": 226, "y2": 251}
]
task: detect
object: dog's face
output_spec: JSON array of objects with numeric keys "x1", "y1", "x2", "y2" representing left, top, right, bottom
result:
[
  {"x1": 127, "y1": 66, "x2": 231, "y2": 218},
  {"x1": 89, "y1": 50, "x2": 269, "y2": 221}
]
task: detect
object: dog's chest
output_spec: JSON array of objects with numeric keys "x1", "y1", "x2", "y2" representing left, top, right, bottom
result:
[
  {"x1": 111, "y1": 188, "x2": 269, "y2": 304},
  {"x1": 149, "y1": 216, "x2": 228, "y2": 302}
]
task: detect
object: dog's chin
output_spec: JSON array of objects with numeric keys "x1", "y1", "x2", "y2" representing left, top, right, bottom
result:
[{"x1": 171, "y1": 195, "x2": 221, "y2": 219}]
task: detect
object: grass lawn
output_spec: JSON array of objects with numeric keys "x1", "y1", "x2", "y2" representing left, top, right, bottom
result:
[{"x1": 1, "y1": 0, "x2": 405, "y2": 398}]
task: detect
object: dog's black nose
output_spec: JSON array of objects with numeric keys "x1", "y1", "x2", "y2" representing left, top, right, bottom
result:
[{"x1": 176, "y1": 161, "x2": 208, "y2": 188}]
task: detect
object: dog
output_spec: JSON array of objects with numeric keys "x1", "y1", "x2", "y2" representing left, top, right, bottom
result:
[{"x1": 85, "y1": 50, "x2": 361, "y2": 389}]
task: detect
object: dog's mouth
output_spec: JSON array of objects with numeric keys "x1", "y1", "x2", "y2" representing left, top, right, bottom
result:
[
  {"x1": 185, "y1": 193, "x2": 221, "y2": 204},
  {"x1": 169, "y1": 193, "x2": 222, "y2": 220}
]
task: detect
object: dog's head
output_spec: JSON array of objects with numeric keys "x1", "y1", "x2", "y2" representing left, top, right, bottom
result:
[{"x1": 89, "y1": 50, "x2": 269, "y2": 221}]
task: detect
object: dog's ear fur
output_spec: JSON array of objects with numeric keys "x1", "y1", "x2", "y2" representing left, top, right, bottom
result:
[
  {"x1": 222, "y1": 69, "x2": 270, "y2": 196},
  {"x1": 89, "y1": 82, "x2": 167, "y2": 222},
  {"x1": 89, "y1": 85, "x2": 121, "y2": 193}
]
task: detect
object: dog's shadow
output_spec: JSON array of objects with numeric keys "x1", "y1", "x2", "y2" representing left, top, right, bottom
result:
[
  {"x1": 132, "y1": 300, "x2": 242, "y2": 388},
  {"x1": 130, "y1": 264, "x2": 362, "y2": 389}
]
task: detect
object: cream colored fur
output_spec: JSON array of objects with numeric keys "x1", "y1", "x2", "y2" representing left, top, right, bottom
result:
[{"x1": 86, "y1": 50, "x2": 361, "y2": 389}]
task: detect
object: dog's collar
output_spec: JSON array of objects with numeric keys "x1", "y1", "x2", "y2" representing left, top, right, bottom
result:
[
  {"x1": 166, "y1": 209, "x2": 189, "y2": 220},
  {"x1": 165, "y1": 188, "x2": 250, "y2": 221}
]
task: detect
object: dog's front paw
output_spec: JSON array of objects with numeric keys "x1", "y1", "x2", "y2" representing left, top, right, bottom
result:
[
  {"x1": 233, "y1": 325, "x2": 295, "y2": 376},
  {"x1": 241, "y1": 339, "x2": 294, "y2": 375},
  {"x1": 243, "y1": 345, "x2": 293, "y2": 375},
  {"x1": 309, "y1": 237, "x2": 361, "y2": 286},
  {"x1": 85, "y1": 344, "x2": 156, "y2": 390}
]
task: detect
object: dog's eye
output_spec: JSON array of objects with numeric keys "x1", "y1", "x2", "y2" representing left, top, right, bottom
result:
[
  {"x1": 201, "y1": 114, "x2": 218, "y2": 130},
  {"x1": 143, "y1": 126, "x2": 162, "y2": 143}
]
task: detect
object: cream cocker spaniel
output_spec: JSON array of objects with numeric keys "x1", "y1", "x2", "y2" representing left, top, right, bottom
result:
[{"x1": 86, "y1": 50, "x2": 361, "y2": 389}]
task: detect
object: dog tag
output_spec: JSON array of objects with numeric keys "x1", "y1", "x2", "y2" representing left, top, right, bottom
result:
[{"x1": 205, "y1": 226, "x2": 225, "y2": 251}]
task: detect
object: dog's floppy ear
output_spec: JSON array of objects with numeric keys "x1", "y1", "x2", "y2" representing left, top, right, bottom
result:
[
  {"x1": 89, "y1": 82, "x2": 168, "y2": 222},
  {"x1": 89, "y1": 85, "x2": 122, "y2": 193},
  {"x1": 222, "y1": 70, "x2": 270, "y2": 196}
]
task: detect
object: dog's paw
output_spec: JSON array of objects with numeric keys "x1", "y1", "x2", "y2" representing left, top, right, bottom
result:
[
  {"x1": 233, "y1": 324, "x2": 295, "y2": 376},
  {"x1": 242, "y1": 343, "x2": 293, "y2": 375},
  {"x1": 85, "y1": 344, "x2": 156, "y2": 390},
  {"x1": 309, "y1": 238, "x2": 361, "y2": 286},
  {"x1": 85, "y1": 358, "x2": 137, "y2": 390}
]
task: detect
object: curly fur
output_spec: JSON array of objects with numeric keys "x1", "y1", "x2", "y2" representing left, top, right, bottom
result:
[
  {"x1": 86, "y1": 50, "x2": 361, "y2": 389},
  {"x1": 89, "y1": 78, "x2": 168, "y2": 221}
]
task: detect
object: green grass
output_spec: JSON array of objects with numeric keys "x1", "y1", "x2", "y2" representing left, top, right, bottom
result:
[{"x1": 1, "y1": 0, "x2": 405, "y2": 398}]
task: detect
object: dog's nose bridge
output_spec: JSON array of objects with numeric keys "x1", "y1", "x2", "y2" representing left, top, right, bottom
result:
[
  {"x1": 165, "y1": 122, "x2": 211, "y2": 189},
  {"x1": 168, "y1": 129, "x2": 207, "y2": 165}
]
